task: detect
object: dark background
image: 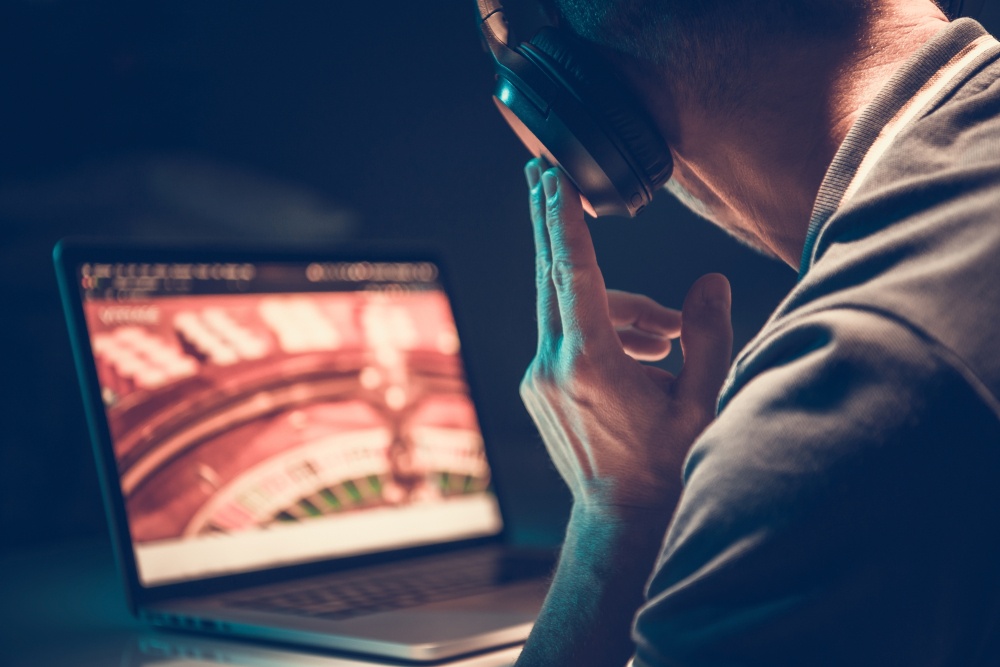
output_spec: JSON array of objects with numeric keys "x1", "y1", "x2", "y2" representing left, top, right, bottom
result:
[{"x1": 0, "y1": 0, "x2": 805, "y2": 552}]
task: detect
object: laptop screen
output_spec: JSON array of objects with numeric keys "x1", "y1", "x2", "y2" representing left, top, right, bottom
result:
[{"x1": 76, "y1": 259, "x2": 503, "y2": 586}]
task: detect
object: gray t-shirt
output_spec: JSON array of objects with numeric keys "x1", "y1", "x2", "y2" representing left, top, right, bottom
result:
[{"x1": 634, "y1": 19, "x2": 1000, "y2": 667}]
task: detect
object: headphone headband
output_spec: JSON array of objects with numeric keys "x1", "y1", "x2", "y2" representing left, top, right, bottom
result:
[
  {"x1": 476, "y1": 0, "x2": 510, "y2": 55},
  {"x1": 476, "y1": 0, "x2": 503, "y2": 20}
]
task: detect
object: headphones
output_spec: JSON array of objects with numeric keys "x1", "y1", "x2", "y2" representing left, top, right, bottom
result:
[
  {"x1": 476, "y1": 0, "x2": 671, "y2": 218},
  {"x1": 477, "y1": 0, "x2": 989, "y2": 218}
]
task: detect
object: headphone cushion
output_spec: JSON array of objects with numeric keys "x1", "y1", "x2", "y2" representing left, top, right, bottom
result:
[{"x1": 526, "y1": 27, "x2": 672, "y2": 189}]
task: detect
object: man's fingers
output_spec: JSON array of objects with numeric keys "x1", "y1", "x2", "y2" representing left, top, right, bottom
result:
[
  {"x1": 676, "y1": 273, "x2": 733, "y2": 409},
  {"x1": 608, "y1": 290, "x2": 683, "y2": 336},
  {"x1": 608, "y1": 289, "x2": 681, "y2": 360},
  {"x1": 542, "y1": 168, "x2": 613, "y2": 351},
  {"x1": 526, "y1": 158, "x2": 560, "y2": 346},
  {"x1": 617, "y1": 328, "x2": 673, "y2": 361}
]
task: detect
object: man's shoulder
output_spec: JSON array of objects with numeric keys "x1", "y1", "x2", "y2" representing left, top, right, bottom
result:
[
  {"x1": 759, "y1": 97, "x2": 1000, "y2": 409},
  {"x1": 717, "y1": 303, "x2": 999, "y2": 439},
  {"x1": 639, "y1": 304, "x2": 1000, "y2": 667},
  {"x1": 720, "y1": 293, "x2": 1000, "y2": 423}
]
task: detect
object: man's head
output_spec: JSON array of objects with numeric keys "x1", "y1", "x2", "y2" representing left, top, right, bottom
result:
[{"x1": 541, "y1": 0, "x2": 950, "y2": 265}]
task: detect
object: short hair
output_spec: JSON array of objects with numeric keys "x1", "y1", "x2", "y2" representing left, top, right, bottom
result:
[{"x1": 551, "y1": 0, "x2": 875, "y2": 106}]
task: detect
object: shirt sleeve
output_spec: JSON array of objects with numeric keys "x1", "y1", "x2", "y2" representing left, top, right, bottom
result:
[{"x1": 632, "y1": 307, "x2": 1000, "y2": 667}]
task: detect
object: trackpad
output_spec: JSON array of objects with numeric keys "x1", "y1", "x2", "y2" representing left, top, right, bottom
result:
[{"x1": 333, "y1": 580, "x2": 548, "y2": 644}]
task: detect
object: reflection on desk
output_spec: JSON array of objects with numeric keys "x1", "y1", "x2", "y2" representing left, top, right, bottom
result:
[
  {"x1": 0, "y1": 538, "x2": 520, "y2": 667},
  {"x1": 126, "y1": 631, "x2": 520, "y2": 667}
]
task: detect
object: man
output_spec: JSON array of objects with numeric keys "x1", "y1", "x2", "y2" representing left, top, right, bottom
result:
[{"x1": 514, "y1": 1, "x2": 1000, "y2": 665}]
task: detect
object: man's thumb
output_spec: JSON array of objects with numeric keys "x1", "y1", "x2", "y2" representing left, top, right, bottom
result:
[{"x1": 677, "y1": 273, "x2": 733, "y2": 409}]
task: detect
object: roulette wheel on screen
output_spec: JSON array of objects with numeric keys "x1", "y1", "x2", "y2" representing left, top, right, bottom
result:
[{"x1": 88, "y1": 290, "x2": 492, "y2": 544}]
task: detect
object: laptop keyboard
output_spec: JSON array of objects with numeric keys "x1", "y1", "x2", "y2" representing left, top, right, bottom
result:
[{"x1": 223, "y1": 549, "x2": 549, "y2": 621}]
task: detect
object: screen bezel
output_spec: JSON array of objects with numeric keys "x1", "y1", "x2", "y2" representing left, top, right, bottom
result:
[{"x1": 54, "y1": 238, "x2": 514, "y2": 611}]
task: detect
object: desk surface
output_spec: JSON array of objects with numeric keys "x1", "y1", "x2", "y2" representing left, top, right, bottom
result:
[{"x1": 0, "y1": 538, "x2": 522, "y2": 667}]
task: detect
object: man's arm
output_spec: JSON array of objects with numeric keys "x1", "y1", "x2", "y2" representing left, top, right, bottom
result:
[
  {"x1": 517, "y1": 504, "x2": 671, "y2": 666},
  {"x1": 515, "y1": 159, "x2": 733, "y2": 666}
]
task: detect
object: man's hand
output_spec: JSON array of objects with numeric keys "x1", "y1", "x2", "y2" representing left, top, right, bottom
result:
[
  {"x1": 519, "y1": 158, "x2": 734, "y2": 516},
  {"x1": 514, "y1": 159, "x2": 734, "y2": 667}
]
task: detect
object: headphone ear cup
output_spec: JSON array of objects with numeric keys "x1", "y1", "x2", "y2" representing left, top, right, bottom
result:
[{"x1": 524, "y1": 27, "x2": 673, "y2": 194}]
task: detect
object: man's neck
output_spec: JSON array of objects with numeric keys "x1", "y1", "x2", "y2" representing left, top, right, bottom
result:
[{"x1": 630, "y1": 1, "x2": 950, "y2": 267}]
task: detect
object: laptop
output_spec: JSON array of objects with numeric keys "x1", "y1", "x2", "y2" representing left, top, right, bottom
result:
[{"x1": 54, "y1": 239, "x2": 553, "y2": 662}]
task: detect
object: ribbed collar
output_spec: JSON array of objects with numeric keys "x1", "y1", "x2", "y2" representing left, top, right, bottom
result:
[{"x1": 798, "y1": 18, "x2": 997, "y2": 279}]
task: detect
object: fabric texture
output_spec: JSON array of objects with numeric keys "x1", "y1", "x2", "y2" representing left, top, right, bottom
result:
[{"x1": 633, "y1": 18, "x2": 1000, "y2": 667}]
